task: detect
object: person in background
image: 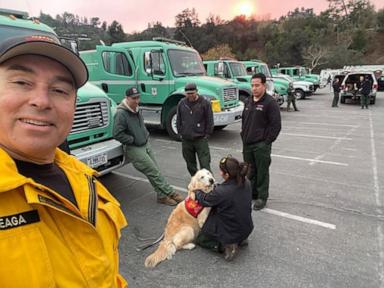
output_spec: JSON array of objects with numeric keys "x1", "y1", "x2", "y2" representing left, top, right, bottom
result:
[
  {"x1": 332, "y1": 77, "x2": 341, "y2": 108},
  {"x1": 241, "y1": 73, "x2": 281, "y2": 210},
  {"x1": 286, "y1": 85, "x2": 299, "y2": 112},
  {"x1": 0, "y1": 32, "x2": 127, "y2": 287},
  {"x1": 194, "y1": 155, "x2": 254, "y2": 261},
  {"x1": 113, "y1": 87, "x2": 184, "y2": 206},
  {"x1": 176, "y1": 82, "x2": 214, "y2": 176},
  {"x1": 359, "y1": 75, "x2": 371, "y2": 109}
]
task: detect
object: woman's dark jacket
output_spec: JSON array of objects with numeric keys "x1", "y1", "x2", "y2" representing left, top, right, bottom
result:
[{"x1": 195, "y1": 178, "x2": 254, "y2": 245}]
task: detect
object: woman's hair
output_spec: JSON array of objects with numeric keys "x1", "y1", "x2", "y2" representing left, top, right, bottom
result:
[{"x1": 219, "y1": 155, "x2": 249, "y2": 185}]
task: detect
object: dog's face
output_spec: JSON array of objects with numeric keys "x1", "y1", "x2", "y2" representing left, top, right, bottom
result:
[{"x1": 188, "y1": 169, "x2": 215, "y2": 194}]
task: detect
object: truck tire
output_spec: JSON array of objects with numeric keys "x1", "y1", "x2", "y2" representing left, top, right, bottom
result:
[
  {"x1": 165, "y1": 106, "x2": 180, "y2": 141},
  {"x1": 239, "y1": 93, "x2": 248, "y2": 103},
  {"x1": 295, "y1": 89, "x2": 305, "y2": 100},
  {"x1": 214, "y1": 125, "x2": 227, "y2": 131}
]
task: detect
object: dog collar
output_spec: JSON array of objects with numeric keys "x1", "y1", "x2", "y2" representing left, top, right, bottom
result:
[{"x1": 185, "y1": 196, "x2": 204, "y2": 218}]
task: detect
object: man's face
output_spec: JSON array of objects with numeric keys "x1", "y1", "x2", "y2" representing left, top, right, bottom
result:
[
  {"x1": 0, "y1": 55, "x2": 76, "y2": 162},
  {"x1": 185, "y1": 91, "x2": 197, "y2": 101},
  {"x1": 126, "y1": 95, "x2": 140, "y2": 110},
  {"x1": 251, "y1": 78, "x2": 266, "y2": 99}
]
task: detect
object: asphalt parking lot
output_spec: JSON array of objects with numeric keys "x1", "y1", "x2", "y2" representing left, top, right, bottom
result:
[{"x1": 100, "y1": 87, "x2": 384, "y2": 288}]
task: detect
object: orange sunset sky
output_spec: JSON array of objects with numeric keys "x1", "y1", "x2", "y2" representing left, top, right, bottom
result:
[{"x1": 2, "y1": 0, "x2": 384, "y2": 33}]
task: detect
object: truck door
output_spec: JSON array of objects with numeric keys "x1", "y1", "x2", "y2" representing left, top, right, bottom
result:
[
  {"x1": 94, "y1": 46, "x2": 136, "y2": 104},
  {"x1": 139, "y1": 48, "x2": 172, "y2": 105}
]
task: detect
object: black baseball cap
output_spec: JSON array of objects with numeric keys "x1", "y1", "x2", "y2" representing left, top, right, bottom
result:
[
  {"x1": 0, "y1": 34, "x2": 88, "y2": 89},
  {"x1": 126, "y1": 87, "x2": 140, "y2": 97},
  {"x1": 185, "y1": 82, "x2": 197, "y2": 93}
]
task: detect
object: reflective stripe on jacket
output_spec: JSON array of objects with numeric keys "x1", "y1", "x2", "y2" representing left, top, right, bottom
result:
[{"x1": 0, "y1": 148, "x2": 128, "y2": 288}]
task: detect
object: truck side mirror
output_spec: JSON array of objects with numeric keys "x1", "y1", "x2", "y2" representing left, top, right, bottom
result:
[
  {"x1": 144, "y1": 52, "x2": 152, "y2": 75},
  {"x1": 216, "y1": 62, "x2": 224, "y2": 77}
]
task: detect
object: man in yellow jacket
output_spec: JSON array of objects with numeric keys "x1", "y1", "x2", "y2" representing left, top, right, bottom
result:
[{"x1": 0, "y1": 30, "x2": 128, "y2": 286}]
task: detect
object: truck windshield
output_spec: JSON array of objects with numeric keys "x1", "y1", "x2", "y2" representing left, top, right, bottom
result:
[
  {"x1": 168, "y1": 49, "x2": 205, "y2": 76},
  {"x1": 228, "y1": 62, "x2": 247, "y2": 77},
  {"x1": 259, "y1": 64, "x2": 272, "y2": 77}
]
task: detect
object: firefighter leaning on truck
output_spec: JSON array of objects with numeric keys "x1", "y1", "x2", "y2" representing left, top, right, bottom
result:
[{"x1": 0, "y1": 29, "x2": 128, "y2": 287}]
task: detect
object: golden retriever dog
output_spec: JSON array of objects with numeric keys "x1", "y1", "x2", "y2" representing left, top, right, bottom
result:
[{"x1": 144, "y1": 169, "x2": 215, "y2": 267}]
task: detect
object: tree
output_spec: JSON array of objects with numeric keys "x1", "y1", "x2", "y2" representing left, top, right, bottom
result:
[
  {"x1": 108, "y1": 21, "x2": 126, "y2": 43},
  {"x1": 201, "y1": 44, "x2": 236, "y2": 60},
  {"x1": 90, "y1": 17, "x2": 101, "y2": 28},
  {"x1": 303, "y1": 45, "x2": 330, "y2": 70},
  {"x1": 174, "y1": 8, "x2": 202, "y2": 49}
]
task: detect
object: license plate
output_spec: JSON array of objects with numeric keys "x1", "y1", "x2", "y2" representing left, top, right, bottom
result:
[{"x1": 87, "y1": 153, "x2": 108, "y2": 168}]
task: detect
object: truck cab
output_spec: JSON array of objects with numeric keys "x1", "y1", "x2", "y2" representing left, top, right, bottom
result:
[
  {"x1": 203, "y1": 59, "x2": 252, "y2": 102},
  {"x1": 272, "y1": 66, "x2": 321, "y2": 91},
  {"x1": 80, "y1": 38, "x2": 243, "y2": 140},
  {"x1": 0, "y1": 9, "x2": 125, "y2": 175}
]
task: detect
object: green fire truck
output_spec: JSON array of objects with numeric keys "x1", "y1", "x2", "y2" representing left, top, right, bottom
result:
[{"x1": 80, "y1": 38, "x2": 243, "y2": 140}]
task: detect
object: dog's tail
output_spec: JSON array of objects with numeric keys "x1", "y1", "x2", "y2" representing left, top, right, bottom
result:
[{"x1": 144, "y1": 239, "x2": 176, "y2": 268}]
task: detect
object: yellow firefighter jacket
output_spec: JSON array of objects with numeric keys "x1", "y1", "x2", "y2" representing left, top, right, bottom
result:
[{"x1": 0, "y1": 148, "x2": 128, "y2": 288}]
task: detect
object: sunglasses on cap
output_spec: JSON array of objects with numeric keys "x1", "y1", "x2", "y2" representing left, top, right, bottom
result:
[{"x1": 220, "y1": 154, "x2": 232, "y2": 173}]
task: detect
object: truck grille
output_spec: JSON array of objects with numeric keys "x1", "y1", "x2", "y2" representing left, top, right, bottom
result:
[
  {"x1": 71, "y1": 100, "x2": 109, "y2": 133},
  {"x1": 223, "y1": 87, "x2": 238, "y2": 101}
]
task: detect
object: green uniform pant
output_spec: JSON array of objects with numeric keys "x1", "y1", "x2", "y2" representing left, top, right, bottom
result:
[
  {"x1": 361, "y1": 94, "x2": 369, "y2": 107},
  {"x1": 124, "y1": 143, "x2": 173, "y2": 198},
  {"x1": 332, "y1": 92, "x2": 339, "y2": 107},
  {"x1": 181, "y1": 138, "x2": 211, "y2": 176},
  {"x1": 287, "y1": 94, "x2": 298, "y2": 111},
  {"x1": 243, "y1": 142, "x2": 272, "y2": 201}
]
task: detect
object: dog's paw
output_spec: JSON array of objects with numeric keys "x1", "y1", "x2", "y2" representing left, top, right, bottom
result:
[{"x1": 182, "y1": 243, "x2": 196, "y2": 250}]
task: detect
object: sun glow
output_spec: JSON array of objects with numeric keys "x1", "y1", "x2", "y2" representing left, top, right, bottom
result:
[{"x1": 237, "y1": 1, "x2": 255, "y2": 17}]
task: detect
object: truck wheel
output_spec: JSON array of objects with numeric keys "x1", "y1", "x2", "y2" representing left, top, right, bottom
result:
[
  {"x1": 165, "y1": 106, "x2": 180, "y2": 141},
  {"x1": 214, "y1": 125, "x2": 227, "y2": 131},
  {"x1": 239, "y1": 93, "x2": 248, "y2": 103},
  {"x1": 295, "y1": 89, "x2": 305, "y2": 100}
]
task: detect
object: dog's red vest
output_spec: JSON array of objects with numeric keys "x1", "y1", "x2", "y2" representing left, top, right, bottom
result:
[{"x1": 184, "y1": 197, "x2": 204, "y2": 218}]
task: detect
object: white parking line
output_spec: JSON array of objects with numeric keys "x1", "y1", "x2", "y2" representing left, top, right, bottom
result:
[
  {"x1": 285, "y1": 121, "x2": 359, "y2": 128},
  {"x1": 262, "y1": 208, "x2": 336, "y2": 230},
  {"x1": 272, "y1": 154, "x2": 348, "y2": 166},
  {"x1": 112, "y1": 171, "x2": 336, "y2": 230},
  {"x1": 280, "y1": 132, "x2": 352, "y2": 140},
  {"x1": 369, "y1": 110, "x2": 384, "y2": 284},
  {"x1": 154, "y1": 141, "x2": 349, "y2": 167},
  {"x1": 112, "y1": 171, "x2": 188, "y2": 193}
]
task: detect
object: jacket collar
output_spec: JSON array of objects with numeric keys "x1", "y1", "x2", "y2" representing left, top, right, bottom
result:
[{"x1": 0, "y1": 147, "x2": 96, "y2": 194}]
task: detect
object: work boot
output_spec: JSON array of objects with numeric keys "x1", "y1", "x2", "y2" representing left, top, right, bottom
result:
[
  {"x1": 253, "y1": 199, "x2": 266, "y2": 210},
  {"x1": 224, "y1": 244, "x2": 239, "y2": 261},
  {"x1": 169, "y1": 192, "x2": 184, "y2": 203},
  {"x1": 239, "y1": 239, "x2": 249, "y2": 247},
  {"x1": 157, "y1": 196, "x2": 177, "y2": 206}
]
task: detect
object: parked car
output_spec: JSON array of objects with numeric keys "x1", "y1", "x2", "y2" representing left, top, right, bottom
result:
[{"x1": 340, "y1": 71, "x2": 378, "y2": 104}]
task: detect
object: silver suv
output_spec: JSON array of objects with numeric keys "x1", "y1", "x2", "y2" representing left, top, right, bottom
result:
[{"x1": 340, "y1": 71, "x2": 378, "y2": 104}]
